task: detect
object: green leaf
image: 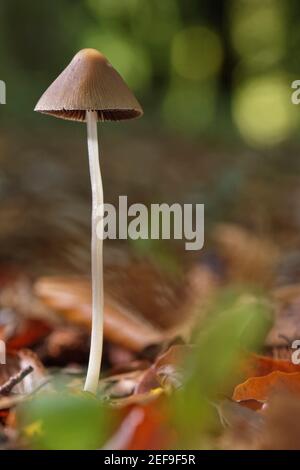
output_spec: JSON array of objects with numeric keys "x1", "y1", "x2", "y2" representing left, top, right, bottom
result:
[{"x1": 19, "y1": 391, "x2": 110, "y2": 450}]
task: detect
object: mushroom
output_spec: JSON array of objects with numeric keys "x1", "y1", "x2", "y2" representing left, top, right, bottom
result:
[{"x1": 35, "y1": 48, "x2": 143, "y2": 394}]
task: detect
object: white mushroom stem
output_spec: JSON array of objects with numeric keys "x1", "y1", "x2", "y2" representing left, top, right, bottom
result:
[{"x1": 84, "y1": 110, "x2": 104, "y2": 394}]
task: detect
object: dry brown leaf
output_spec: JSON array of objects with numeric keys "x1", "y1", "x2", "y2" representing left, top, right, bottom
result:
[
  {"x1": 260, "y1": 391, "x2": 300, "y2": 449},
  {"x1": 0, "y1": 268, "x2": 55, "y2": 323},
  {"x1": 104, "y1": 261, "x2": 186, "y2": 329},
  {"x1": 166, "y1": 264, "x2": 219, "y2": 341},
  {"x1": 136, "y1": 345, "x2": 190, "y2": 394},
  {"x1": 34, "y1": 276, "x2": 164, "y2": 352},
  {"x1": 34, "y1": 259, "x2": 219, "y2": 353},
  {"x1": 213, "y1": 224, "x2": 279, "y2": 286},
  {"x1": 217, "y1": 399, "x2": 264, "y2": 450}
]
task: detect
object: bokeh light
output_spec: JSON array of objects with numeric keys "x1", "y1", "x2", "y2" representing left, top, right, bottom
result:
[
  {"x1": 1, "y1": 0, "x2": 300, "y2": 147},
  {"x1": 171, "y1": 26, "x2": 223, "y2": 81},
  {"x1": 133, "y1": 0, "x2": 180, "y2": 51},
  {"x1": 230, "y1": 0, "x2": 286, "y2": 70},
  {"x1": 232, "y1": 75, "x2": 297, "y2": 147}
]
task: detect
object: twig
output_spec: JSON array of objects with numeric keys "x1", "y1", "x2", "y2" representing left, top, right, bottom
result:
[{"x1": 0, "y1": 365, "x2": 34, "y2": 396}]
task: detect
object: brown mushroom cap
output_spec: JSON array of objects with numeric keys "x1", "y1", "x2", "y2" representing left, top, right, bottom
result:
[{"x1": 35, "y1": 48, "x2": 143, "y2": 122}]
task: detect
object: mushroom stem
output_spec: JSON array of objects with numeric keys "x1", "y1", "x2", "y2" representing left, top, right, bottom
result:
[{"x1": 84, "y1": 110, "x2": 104, "y2": 394}]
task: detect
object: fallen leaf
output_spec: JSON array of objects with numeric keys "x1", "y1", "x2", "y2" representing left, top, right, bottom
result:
[
  {"x1": 34, "y1": 276, "x2": 164, "y2": 352},
  {"x1": 213, "y1": 224, "x2": 279, "y2": 286},
  {"x1": 34, "y1": 261, "x2": 219, "y2": 353},
  {"x1": 136, "y1": 345, "x2": 190, "y2": 394},
  {"x1": 245, "y1": 353, "x2": 300, "y2": 377},
  {"x1": 105, "y1": 402, "x2": 174, "y2": 450},
  {"x1": 217, "y1": 399, "x2": 264, "y2": 450},
  {"x1": 233, "y1": 371, "x2": 300, "y2": 402},
  {"x1": 0, "y1": 268, "x2": 53, "y2": 349},
  {"x1": 102, "y1": 407, "x2": 145, "y2": 450},
  {"x1": 7, "y1": 320, "x2": 51, "y2": 351},
  {"x1": 216, "y1": 399, "x2": 265, "y2": 430},
  {"x1": 260, "y1": 391, "x2": 300, "y2": 449},
  {"x1": 104, "y1": 261, "x2": 186, "y2": 329},
  {"x1": 126, "y1": 402, "x2": 175, "y2": 450}
]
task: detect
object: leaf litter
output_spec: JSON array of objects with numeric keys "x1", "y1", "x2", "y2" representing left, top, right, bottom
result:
[{"x1": 1, "y1": 223, "x2": 300, "y2": 448}]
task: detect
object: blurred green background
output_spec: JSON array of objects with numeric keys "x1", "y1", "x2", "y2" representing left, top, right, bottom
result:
[
  {"x1": 2, "y1": 0, "x2": 300, "y2": 144},
  {"x1": 0, "y1": 0, "x2": 300, "y2": 272}
]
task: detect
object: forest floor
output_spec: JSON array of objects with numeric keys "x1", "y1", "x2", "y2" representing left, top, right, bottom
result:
[{"x1": 1, "y1": 131, "x2": 300, "y2": 449}]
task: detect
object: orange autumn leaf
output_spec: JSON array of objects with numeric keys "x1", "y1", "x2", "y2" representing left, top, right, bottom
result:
[
  {"x1": 103, "y1": 400, "x2": 175, "y2": 450},
  {"x1": 245, "y1": 354, "x2": 300, "y2": 378},
  {"x1": 233, "y1": 371, "x2": 300, "y2": 402},
  {"x1": 7, "y1": 319, "x2": 51, "y2": 351},
  {"x1": 126, "y1": 403, "x2": 175, "y2": 450}
]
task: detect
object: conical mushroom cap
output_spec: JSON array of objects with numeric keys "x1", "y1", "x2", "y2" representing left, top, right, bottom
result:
[{"x1": 35, "y1": 49, "x2": 143, "y2": 122}]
